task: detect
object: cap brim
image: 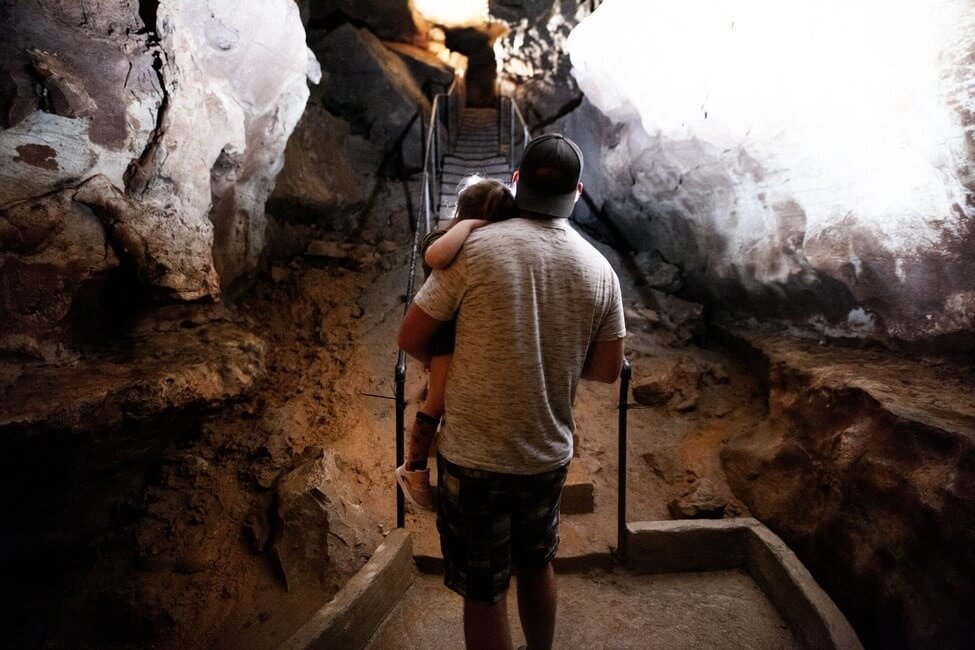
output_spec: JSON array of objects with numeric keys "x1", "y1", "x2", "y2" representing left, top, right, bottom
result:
[{"x1": 514, "y1": 183, "x2": 577, "y2": 218}]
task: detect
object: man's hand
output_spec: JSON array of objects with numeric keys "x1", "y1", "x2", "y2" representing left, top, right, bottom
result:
[
  {"x1": 397, "y1": 303, "x2": 446, "y2": 366},
  {"x1": 581, "y1": 337, "x2": 625, "y2": 383}
]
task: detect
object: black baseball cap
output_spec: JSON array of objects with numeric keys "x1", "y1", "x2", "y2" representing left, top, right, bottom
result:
[{"x1": 514, "y1": 133, "x2": 584, "y2": 218}]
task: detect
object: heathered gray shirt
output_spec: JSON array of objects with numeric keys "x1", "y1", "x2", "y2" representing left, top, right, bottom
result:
[{"x1": 413, "y1": 217, "x2": 626, "y2": 474}]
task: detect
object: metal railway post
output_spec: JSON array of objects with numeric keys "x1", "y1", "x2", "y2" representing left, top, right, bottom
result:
[
  {"x1": 617, "y1": 359, "x2": 632, "y2": 564},
  {"x1": 395, "y1": 357, "x2": 406, "y2": 528}
]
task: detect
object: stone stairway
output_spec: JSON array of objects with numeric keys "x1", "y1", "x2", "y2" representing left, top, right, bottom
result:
[{"x1": 436, "y1": 107, "x2": 512, "y2": 225}]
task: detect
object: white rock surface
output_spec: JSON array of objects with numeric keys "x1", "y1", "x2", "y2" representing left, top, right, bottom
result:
[
  {"x1": 566, "y1": 0, "x2": 975, "y2": 344},
  {"x1": 129, "y1": 0, "x2": 321, "y2": 297}
]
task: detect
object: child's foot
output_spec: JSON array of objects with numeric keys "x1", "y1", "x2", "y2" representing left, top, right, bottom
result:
[{"x1": 395, "y1": 464, "x2": 435, "y2": 511}]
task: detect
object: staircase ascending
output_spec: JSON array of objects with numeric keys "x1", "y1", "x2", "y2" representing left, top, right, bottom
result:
[{"x1": 437, "y1": 107, "x2": 512, "y2": 226}]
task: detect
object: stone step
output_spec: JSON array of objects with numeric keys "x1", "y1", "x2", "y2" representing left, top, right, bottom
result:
[
  {"x1": 441, "y1": 170, "x2": 511, "y2": 183},
  {"x1": 456, "y1": 143, "x2": 498, "y2": 148},
  {"x1": 443, "y1": 156, "x2": 508, "y2": 167},
  {"x1": 561, "y1": 461, "x2": 595, "y2": 515}
]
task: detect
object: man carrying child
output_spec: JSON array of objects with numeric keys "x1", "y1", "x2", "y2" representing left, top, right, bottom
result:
[{"x1": 398, "y1": 133, "x2": 626, "y2": 650}]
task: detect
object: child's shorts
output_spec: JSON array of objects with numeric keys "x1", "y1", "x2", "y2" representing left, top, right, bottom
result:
[
  {"x1": 428, "y1": 319, "x2": 456, "y2": 357},
  {"x1": 435, "y1": 454, "x2": 568, "y2": 603}
]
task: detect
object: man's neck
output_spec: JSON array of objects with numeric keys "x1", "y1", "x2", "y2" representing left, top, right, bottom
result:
[{"x1": 517, "y1": 209, "x2": 565, "y2": 221}]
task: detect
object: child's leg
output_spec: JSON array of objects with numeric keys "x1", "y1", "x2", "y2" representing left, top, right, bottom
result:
[
  {"x1": 424, "y1": 353, "x2": 449, "y2": 418},
  {"x1": 406, "y1": 353, "x2": 451, "y2": 469}
]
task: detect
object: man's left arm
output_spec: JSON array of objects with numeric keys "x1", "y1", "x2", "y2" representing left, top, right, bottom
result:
[{"x1": 397, "y1": 303, "x2": 446, "y2": 367}]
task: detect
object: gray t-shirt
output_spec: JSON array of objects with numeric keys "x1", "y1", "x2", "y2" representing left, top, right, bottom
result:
[{"x1": 413, "y1": 217, "x2": 626, "y2": 474}]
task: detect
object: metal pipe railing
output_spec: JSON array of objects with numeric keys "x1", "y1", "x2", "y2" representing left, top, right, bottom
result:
[
  {"x1": 617, "y1": 358, "x2": 632, "y2": 563},
  {"x1": 396, "y1": 80, "x2": 459, "y2": 528},
  {"x1": 498, "y1": 95, "x2": 531, "y2": 168}
]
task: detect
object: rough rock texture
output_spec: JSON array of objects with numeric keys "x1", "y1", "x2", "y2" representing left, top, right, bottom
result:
[
  {"x1": 668, "y1": 478, "x2": 727, "y2": 520},
  {"x1": 268, "y1": 102, "x2": 380, "y2": 227},
  {"x1": 631, "y1": 356, "x2": 701, "y2": 412},
  {"x1": 310, "y1": 24, "x2": 430, "y2": 170},
  {"x1": 0, "y1": 320, "x2": 265, "y2": 433},
  {"x1": 0, "y1": 0, "x2": 162, "y2": 205},
  {"x1": 0, "y1": 184, "x2": 120, "y2": 360},
  {"x1": 444, "y1": 24, "x2": 506, "y2": 107},
  {"x1": 133, "y1": 0, "x2": 320, "y2": 295},
  {"x1": 307, "y1": 0, "x2": 428, "y2": 44},
  {"x1": 624, "y1": 290, "x2": 705, "y2": 348},
  {"x1": 1, "y1": 0, "x2": 318, "y2": 352},
  {"x1": 722, "y1": 329, "x2": 975, "y2": 648},
  {"x1": 563, "y1": 2, "x2": 975, "y2": 352},
  {"x1": 384, "y1": 41, "x2": 457, "y2": 94},
  {"x1": 491, "y1": 0, "x2": 593, "y2": 125},
  {"x1": 271, "y1": 450, "x2": 380, "y2": 592},
  {"x1": 1, "y1": 254, "x2": 392, "y2": 648}
]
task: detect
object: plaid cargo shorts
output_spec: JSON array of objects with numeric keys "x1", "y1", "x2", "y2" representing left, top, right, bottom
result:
[{"x1": 436, "y1": 454, "x2": 569, "y2": 603}]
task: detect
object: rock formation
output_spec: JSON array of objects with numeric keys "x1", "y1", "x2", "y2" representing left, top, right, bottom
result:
[
  {"x1": 309, "y1": 24, "x2": 431, "y2": 170},
  {"x1": 492, "y1": 0, "x2": 593, "y2": 125},
  {"x1": 559, "y1": 0, "x2": 975, "y2": 353},
  {"x1": 722, "y1": 329, "x2": 975, "y2": 648},
  {"x1": 305, "y1": 0, "x2": 429, "y2": 44},
  {"x1": 1, "y1": 0, "x2": 318, "y2": 354}
]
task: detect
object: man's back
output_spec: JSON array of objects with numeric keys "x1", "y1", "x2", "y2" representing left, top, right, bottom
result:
[{"x1": 413, "y1": 217, "x2": 625, "y2": 474}]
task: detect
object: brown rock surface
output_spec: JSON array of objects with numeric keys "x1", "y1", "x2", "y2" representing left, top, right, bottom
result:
[
  {"x1": 722, "y1": 328, "x2": 975, "y2": 648},
  {"x1": 307, "y1": 0, "x2": 428, "y2": 43},
  {"x1": 310, "y1": 24, "x2": 430, "y2": 169},
  {"x1": 1, "y1": 0, "x2": 318, "y2": 324},
  {"x1": 0, "y1": 186, "x2": 119, "y2": 357},
  {"x1": 0, "y1": 321, "x2": 265, "y2": 433},
  {"x1": 631, "y1": 356, "x2": 701, "y2": 412},
  {"x1": 268, "y1": 102, "x2": 380, "y2": 226}
]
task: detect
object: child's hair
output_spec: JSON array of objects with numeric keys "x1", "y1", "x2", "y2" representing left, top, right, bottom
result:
[{"x1": 454, "y1": 176, "x2": 516, "y2": 223}]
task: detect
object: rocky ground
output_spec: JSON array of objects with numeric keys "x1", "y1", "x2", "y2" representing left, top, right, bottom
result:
[{"x1": 3, "y1": 214, "x2": 973, "y2": 648}]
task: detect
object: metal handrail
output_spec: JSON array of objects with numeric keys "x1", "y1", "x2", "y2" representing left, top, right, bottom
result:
[
  {"x1": 498, "y1": 95, "x2": 532, "y2": 168},
  {"x1": 617, "y1": 358, "x2": 632, "y2": 563},
  {"x1": 395, "y1": 79, "x2": 459, "y2": 528}
]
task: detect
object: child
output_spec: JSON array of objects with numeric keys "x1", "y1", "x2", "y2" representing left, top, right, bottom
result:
[{"x1": 395, "y1": 176, "x2": 517, "y2": 510}]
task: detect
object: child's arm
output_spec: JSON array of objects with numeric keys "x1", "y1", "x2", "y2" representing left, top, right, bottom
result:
[{"x1": 424, "y1": 219, "x2": 490, "y2": 269}]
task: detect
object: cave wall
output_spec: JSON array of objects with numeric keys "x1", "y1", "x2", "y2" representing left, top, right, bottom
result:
[
  {"x1": 0, "y1": 0, "x2": 318, "y2": 354},
  {"x1": 491, "y1": 0, "x2": 594, "y2": 125},
  {"x1": 557, "y1": 0, "x2": 975, "y2": 351},
  {"x1": 721, "y1": 333, "x2": 975, "y2": 648}
]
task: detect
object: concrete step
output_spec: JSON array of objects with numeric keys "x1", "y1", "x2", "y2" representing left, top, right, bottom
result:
[
  {"x1": 443, "y1": 156, "x2": 508, "y2": 167},
  {"x1": 441, "y1": 170, "x2": 511, "y2": 184},
  {"x1": 562, "y1": 461, "x2": 595, "y2": 515}
]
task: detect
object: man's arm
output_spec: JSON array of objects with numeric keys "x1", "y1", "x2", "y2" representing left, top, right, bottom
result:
[
  {"x1": 581, "y1": 337, "x2": 625, "y2": 383},
  {"x1": 397, "y1": 302, "x2": 446, "y2": 367}
]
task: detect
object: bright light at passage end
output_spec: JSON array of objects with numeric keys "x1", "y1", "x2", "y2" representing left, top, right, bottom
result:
[
  {"x1": 413, "y1": 0, "x2": 488, "y2": 26},
  {"x1": 567, "y1": 0, "x2": 972, "y2": 248}
]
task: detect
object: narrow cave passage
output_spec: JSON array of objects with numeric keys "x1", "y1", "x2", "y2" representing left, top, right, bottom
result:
[{"x1": 1, "y1": 1, "x2": 974, "y2": 649}]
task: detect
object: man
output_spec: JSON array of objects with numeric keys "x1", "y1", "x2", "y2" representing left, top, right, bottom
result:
[{"x1": 398, "y1": 133, "x2": 625, "y2": 650}]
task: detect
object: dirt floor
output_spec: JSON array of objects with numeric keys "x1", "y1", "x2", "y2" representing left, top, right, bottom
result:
[{"x1": 369, "y1": 569, "x2": 799, "y2": 649}]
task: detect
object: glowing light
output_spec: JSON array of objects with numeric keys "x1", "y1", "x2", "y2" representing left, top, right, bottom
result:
[
  {"x1": 413, "y1": 0, "x2": 488, "y2": 27},
  {"x1": 567, "y1": 0, "x2": 973, "y2": 254}
]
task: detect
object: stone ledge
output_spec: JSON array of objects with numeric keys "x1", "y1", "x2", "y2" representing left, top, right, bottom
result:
[
  {"x1": 626, "y1": 519, "x2": 862, "y2": 650},
  {"x1": 281, "y1": 528, "x2": 415, "y2": 650},
  {"x1": 0, "y1": 322, "x2": 265, "y2": 433}
]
